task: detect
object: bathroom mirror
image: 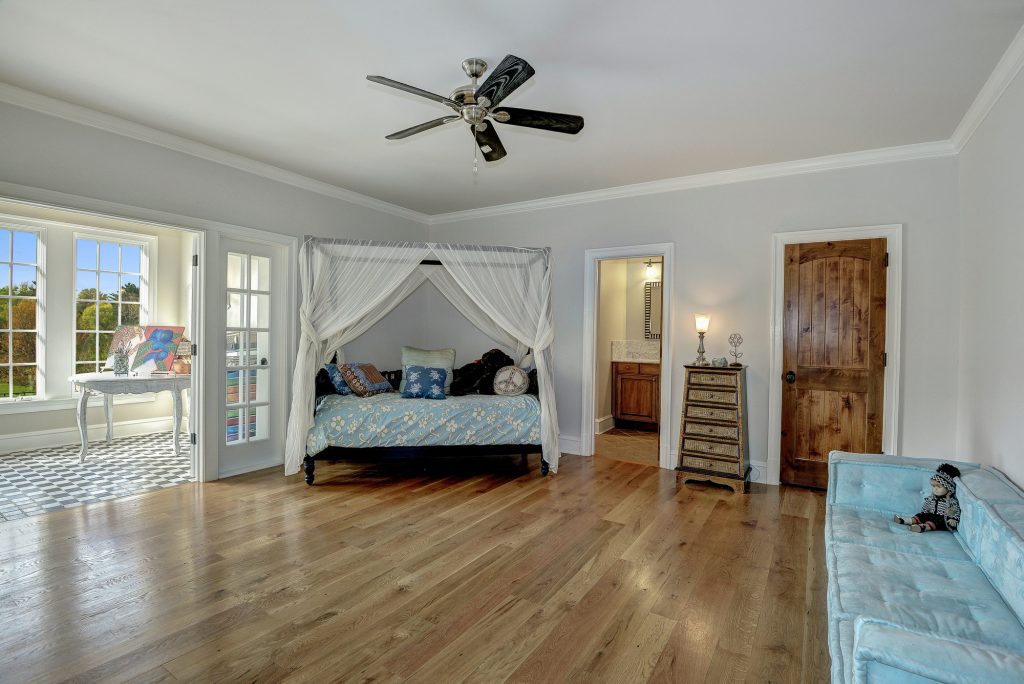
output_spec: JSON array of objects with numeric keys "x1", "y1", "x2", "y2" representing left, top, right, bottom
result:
[{"x1": 644, "y1": 281, "x2": 662, "y2": 339}]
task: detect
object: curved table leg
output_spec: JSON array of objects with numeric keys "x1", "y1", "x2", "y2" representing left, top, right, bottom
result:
[
  {"x1": 77, "y1": 390, "x2": 90, "y2": 463},
  {"x1": 104, "y1": 393, "x2": 113, "y2": 445},
  {"x1": 172, "y1": 389, "x2": 183, "y2": 457}
]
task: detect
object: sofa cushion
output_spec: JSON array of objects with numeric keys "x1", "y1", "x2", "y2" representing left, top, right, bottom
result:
[
  {"x1": 828, "y1": 452, "x2": 979, "y2": 513},
  {"x1": 827, "y1": 505, "x2": 970, "y2": 561},
  {"x1": 828, "y1": 541, "x2": 1024, "y2": 653}
]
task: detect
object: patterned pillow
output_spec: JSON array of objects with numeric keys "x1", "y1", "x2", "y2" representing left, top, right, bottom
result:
[
  {"x1": 323, "y1": 363, "x2": 352, "y2": 395},
  {"x1": 400, "y1": 346, "x2": 455, "y2": 393},
  {"x1": 494, "y1": 365, "x2": 529, "y2": 396},
  {"x1": 401, "y1": 366, "x2": 447, "y2": 400},
  {"x1": 338, "y1": 363, "x2": 393, "y2": 397}
]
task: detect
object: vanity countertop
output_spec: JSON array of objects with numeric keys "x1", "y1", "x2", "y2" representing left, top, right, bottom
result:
[{"x1": 612, "y1": 357, "x2": 660, "y2": 364}]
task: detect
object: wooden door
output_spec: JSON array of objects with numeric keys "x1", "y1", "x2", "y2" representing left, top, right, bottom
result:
[{"x1": 781, "y1": 238, "x2": 886, "y2": 488}]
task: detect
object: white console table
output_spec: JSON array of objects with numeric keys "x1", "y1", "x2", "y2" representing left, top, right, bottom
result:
[{"x1": 68, "y1": 372, "x2": 191, "y2": 466}]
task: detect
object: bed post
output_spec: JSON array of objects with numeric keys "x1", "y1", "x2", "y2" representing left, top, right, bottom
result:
[
  {"x1": 303, "y1": 455, "x2": 316, "y2": 485},
  {"x1": 540, "y1": 459, "x2": 550, "y2": 476}
]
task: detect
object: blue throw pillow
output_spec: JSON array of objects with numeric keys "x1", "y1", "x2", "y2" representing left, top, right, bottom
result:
[
  {"x1": 323, "y1": 363, "x2": 352, "y2": 395},
  {"x1": 402, "y1": 366, "x2": 447, "y2": 400}
]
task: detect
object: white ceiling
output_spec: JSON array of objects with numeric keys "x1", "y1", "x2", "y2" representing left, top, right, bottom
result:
[{"x1": 0, "y1": 1, "x2": 1022, "y2": 215}]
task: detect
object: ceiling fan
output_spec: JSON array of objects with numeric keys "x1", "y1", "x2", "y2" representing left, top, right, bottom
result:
[{"x1": 367, "y1": 55, "x2": 584, "y2": 163}]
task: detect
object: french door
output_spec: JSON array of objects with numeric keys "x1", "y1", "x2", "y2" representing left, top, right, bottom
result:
[{"x1": 220, "y1": 238, "x2": 285, "y2": 469}]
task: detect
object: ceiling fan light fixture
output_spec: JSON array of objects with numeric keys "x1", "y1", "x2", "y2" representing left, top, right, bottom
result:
[{"x1": 368, "y1": 54, "x2": 584, "y2": 165}]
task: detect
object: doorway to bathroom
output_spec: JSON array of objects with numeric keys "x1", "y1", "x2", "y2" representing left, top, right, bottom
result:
[{"x1": 581, "y1": 244, "x2": 675, "y2": 469}]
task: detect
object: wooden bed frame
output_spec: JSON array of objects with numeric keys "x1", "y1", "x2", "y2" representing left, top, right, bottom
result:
[{"x1": 303, "y1": 444, "x2": 547, "y2": 485}]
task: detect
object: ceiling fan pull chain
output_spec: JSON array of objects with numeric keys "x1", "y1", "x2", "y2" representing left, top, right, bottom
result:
[{"x1": 473, "y1": 139, "x2": 479, "y2": 175}]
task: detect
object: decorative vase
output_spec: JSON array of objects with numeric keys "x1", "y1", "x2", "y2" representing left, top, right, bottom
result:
[
  {"x1": 172, "y1": 358, "x2": 191, "y2": 375},
  {"x1": 112, "y1": 349, "x2": 130, "y2": 376}
]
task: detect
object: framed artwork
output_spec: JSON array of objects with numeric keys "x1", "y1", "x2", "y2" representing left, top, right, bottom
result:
[
  {"x1": 102, "y1": 325, "x2": 145, "y2": 370},
  {"x1": 131, "y1": 325, "x2": 186, "y2": 372}
]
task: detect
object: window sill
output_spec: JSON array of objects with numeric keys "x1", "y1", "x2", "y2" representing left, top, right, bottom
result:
[{"x1": 0, "y1": 394, "x2": 156, "y2": 416}]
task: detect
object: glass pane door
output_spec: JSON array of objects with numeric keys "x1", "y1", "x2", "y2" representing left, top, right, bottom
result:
[{"x1": 225, "y1": 252, "x2": 272, "y2": 444}]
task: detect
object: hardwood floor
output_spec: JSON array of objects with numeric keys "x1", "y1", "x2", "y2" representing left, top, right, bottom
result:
[
  {"x1": 0, "y1": 454, "x2": 829, "y2": 683},
  {"x1": 595, "y1": 428, "x2": 660, "y2": 467}
]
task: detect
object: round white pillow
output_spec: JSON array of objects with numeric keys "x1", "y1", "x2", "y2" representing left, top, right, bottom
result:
[{"x1": 494, "y1": 365, "x2": 529, "y2": 396}]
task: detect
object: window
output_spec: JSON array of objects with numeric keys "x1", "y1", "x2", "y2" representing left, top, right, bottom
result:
[
  {"x1": 225, "y1": 252, "x2": 271, "y2": 444},
  {"x1": 0, "y1": 227, "x2": 41, "y2": 399},
  {"x1": 74, "y1": 238, "x2": 146, "y2": 374}
]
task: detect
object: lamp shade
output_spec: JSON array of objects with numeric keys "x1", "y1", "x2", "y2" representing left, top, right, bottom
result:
[{"x1": 694, "y1": 313, "x2": 711, "y2": 333}]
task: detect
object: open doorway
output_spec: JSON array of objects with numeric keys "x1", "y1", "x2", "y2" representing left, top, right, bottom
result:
[
  {"x1": 582, "y1": 243, "x2": 674, "y2": 469},
  {"x1": 0, "y1": 198, "x2": 202, "y2": 521},
  {"x1": 593, "y1": 256, "x2": 664, "y2": 466}
]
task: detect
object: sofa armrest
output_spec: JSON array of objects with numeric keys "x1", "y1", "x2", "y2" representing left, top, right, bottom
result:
[{"x1": 853, "y1": 618, "x2": 1024, "y2": 684}]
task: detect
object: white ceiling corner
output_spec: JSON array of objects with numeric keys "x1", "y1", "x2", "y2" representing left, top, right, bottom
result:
[
  {"x1": 950, "y1": 23, "x2": 1024, "y2": 152},
  {"x1": 0, "y1": 1, "x2": 1021, "y2": 221}
]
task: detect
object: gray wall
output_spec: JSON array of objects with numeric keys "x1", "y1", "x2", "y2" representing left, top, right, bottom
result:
[
  {"x1": 429, "y1": 157, "x2": 964, "y2": 480},
  {"x1": 957, "y1": 66, "x2": 1024, "y2": 485}
]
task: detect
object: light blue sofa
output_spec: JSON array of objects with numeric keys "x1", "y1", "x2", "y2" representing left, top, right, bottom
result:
[{"x1": 826, "y1": 452, "x2": 1024, "y2": 683}]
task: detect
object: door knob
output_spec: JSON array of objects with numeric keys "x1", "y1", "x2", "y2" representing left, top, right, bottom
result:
[{"x1": 785, "y1": 370, "x2": 796, "y2": 384}]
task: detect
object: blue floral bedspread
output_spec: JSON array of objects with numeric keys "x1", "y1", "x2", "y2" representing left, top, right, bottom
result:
[{"x1": 306, "y1": 392, "x2": 542, "y2": 454}]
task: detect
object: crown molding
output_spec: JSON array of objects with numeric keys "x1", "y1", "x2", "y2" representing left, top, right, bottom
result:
[
  {"x1": 950, "y1": 24, "x2": 1024, "y2": 152},
  {"x1": 426, "y1": 140, "x2": 956, "y2": 224},
  {"x1": 0, "y1": 82, "x2": 431, "y2": 225}
]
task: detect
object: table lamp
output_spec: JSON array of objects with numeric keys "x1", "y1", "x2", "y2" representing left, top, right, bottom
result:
[{"x1": 694, "y1": 313, "x2": 711, "y2": 366}]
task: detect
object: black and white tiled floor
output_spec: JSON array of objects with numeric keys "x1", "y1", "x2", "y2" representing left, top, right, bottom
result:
[{"x1": 0, "y1": 432, "x2": 192, "y2": 522}]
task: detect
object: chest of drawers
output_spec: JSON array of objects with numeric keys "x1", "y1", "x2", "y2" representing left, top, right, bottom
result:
[{"x1": 677, "y1": 365, "x2": 750, "y2": 493}]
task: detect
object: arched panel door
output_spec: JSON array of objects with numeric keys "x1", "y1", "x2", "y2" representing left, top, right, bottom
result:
[{"x1": 781, "y1": 238, "x2": 887, "y2": 488}]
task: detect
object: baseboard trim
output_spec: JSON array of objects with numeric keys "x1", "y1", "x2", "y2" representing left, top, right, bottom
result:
[
  {"x1": 594, "y1": 415, "x2": 615, "y2": 435},
  {"x1": 559, "y1": 434, "x2": 583, "y2": 456},
  {"x1": 0, "y1": 416, "x2": 176, "y2": 454},
  {"x1": 218, "y1": 457, "x2": 284, "y2": 479}
]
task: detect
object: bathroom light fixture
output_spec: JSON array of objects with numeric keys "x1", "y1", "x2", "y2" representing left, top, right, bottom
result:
[{"x1": 644, "y1": 258, "x2": 660, "y2": 280}]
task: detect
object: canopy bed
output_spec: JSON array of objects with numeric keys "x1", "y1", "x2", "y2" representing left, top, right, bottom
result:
[{"x1": 283, "y1": 239, "x2": 559, "y2": 484}]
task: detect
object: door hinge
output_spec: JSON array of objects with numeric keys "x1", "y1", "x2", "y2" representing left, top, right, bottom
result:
[
  {"x1": 190, "y1": 432, "x2": 197, "y2": 445},
  {"x1": 191, "y1": 343, "x2": 198, "y2": 356},
  {"x1": 883, "y1": 352, "x2": 888, "y2": 367},
  {"x1": 192, "y1": 254, "x2": 199, "y2": 267},
  {"x1": 884, "y1": 252, "x2": 889, "y2": 267}
]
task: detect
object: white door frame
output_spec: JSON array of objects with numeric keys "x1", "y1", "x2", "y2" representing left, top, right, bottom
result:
[
  {"x1": 767, "y1": 224, "x2": 903, "y2": 485},
  {"x1": 581, "y1": 243, "x2": 675, "y2": 469}
]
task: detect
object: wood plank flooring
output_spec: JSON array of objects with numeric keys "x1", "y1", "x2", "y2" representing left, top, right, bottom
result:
[{"x1": 0, "y1": 454, "x2": 829, "y2": 683}]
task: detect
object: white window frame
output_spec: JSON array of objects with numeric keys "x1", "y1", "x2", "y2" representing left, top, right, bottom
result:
[
  {"x1": 0, "y1": 220, "x2": 45, "y2": 404},
  {"x1": 71, "y1": 228, "x2": 156, "y2": 379}
]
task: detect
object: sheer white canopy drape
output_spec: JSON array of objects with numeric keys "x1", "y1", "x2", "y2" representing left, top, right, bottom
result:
[{"x1": 284, "y1": 238, "x2": 559, "y2": 476}]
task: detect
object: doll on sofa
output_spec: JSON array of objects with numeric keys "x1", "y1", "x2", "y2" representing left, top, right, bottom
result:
[{"x1": 893, "y1": 463, "x2": 962, "y2": 533}]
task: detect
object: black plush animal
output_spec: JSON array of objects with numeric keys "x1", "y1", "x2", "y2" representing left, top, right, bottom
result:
[{"x1": 449, "y1": 348, "x2": 515, "y2": 395}]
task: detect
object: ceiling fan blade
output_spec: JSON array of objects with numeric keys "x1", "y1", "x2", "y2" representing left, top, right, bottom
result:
[
  {"x1": 386, "y1": 115, "x2": 460, "y2": 140},
  {"x1": 492, "y1": 107, "x2": 584, "y2": 134},
  {"x1": 473, "y1": 122, "x2": 507, "y2": 162},
  {"x1": 475, "y1": 54, "x2": 535, "y2": 108},
  {"x1": 366, "y1": 75, "x2": 460, "y2": 110}
]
